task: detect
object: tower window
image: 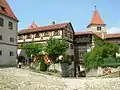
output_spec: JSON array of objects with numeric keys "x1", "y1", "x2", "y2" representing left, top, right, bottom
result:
[{"x1": 97, "y1": 27, "x2": 101, "y2": 31}]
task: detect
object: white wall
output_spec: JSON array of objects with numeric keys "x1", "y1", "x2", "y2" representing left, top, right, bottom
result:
[
  {"x1": 0, "y1": 44, "x2": 17, "y2": 66},
  {"x1": 88, "y1": 25, "x2": 106, "y2": 33},
  {"x1": 0, "y1": 14, "x2": 17, "y2": 66}
]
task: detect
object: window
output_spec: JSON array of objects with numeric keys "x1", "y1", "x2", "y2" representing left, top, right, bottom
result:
[
  {"x1": 8, "y1": 21, "x2": 13, "y2": 30},
  {"x1": 54, "y1": 31, "x2": 60, "y2": 36},
  {"x1": 70, "y1": 44, "x2": 73, "y2": 49},
  {"x1": 0, "y1": 35, "x2": 2, "y2": 40},
  {"x1": 65, "y1": 31, "x2": 67, "y2": 37},
  {"x1": 35, "y1": 33, "x2": 40, "y2": 38},
  {"x1": 26, "y1": 34, "x2": 31, "y2": 39},
  {"x1": 70, "y1": 34, "x2": 73, "y2": 39},
  {"x1": 10, "y1": 51, "x2": 14, "y2": 56},
  {"x1": 44, "y1": 32, "x2": 49, "y2": 37},
  {"x1": 19, "y1": 35, "x2": 23, "y2": 40},
  {"x1": 10, "y1": 37, "x2": 14, "y2": 42},
  {"x1": 0, "y1": 51, "x2": 1, "y2": 56},
  {"x1": 97, "y1": 26, "x2": 101, "y2": 31},
  {"x1": 0, "y1": 18, "x2": 4, "y2": 27}
]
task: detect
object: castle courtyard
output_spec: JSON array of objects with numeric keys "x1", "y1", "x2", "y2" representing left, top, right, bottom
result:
[{"x1": 0, "y1": 67, "x2": 120, "y2": 90}]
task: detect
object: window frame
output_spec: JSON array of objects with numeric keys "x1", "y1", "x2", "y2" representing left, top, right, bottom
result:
[
  {"x1": 65, "y1": 31, "x2": 67, "y2": 37},
  {"x1": 44, "y1": 32, "x2": 49, "y2": 37},
  {"x1": 8, "y1": 21, "x2": 13, "y2": 30},
  {"x1": 0, "y1": 35, "x2": 2, "y2": 40},
  {"x1": 35, "y1": 33, "x2": 40, "y2": 38},
  {"x1": 0, "y1": 18, "x2": 4, "y2": 27},
  {"x1": 19, "y1": 35, "x2": 23, "y2": 40},
  {"x1": 26, "y1": 34, "x2": 31, "y2": 39},
  {"x1": 9, "y1": 51, "x2": 14, "y2": 56},
  {"x1": 0, "y1": 50, "x2": 2, "y2": 56},
  {"x1": 97, "y1": 26, "x2": 102, "y2": 31},
  {"x1": 54, "y1": 30, "x2": 60, "y2": 36},
  {"x1": 10, "y1": 37, "x2": 14, "y2": 42},
  {"x1": 70, "y1": 44, "x2": 74, "y2": 49}
]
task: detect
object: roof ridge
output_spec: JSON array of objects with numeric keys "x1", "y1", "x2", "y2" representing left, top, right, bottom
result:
[{"x1": 20, "y1": 22, "x2": 70, "y2": 31}]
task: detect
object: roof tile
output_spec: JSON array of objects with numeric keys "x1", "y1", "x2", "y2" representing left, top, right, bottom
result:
[
  {"x1": 0, "y1": 0, "x2": 18, "y2": 21},
  {"x1": 18, "y1": 22, "x2": 70, "y2": 34},
  {"x1": 87, "y1": 8, "x2": 105, "y2": 27}
]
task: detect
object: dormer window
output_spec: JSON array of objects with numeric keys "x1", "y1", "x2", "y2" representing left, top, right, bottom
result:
[{"x1": 97, "y1": 26, "x2": 101, "y2": 31}]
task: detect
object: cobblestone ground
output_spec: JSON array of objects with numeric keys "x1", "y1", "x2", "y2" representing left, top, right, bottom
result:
[{"x1": 0, "y1": 68, "x2": 120, "y2": 90}]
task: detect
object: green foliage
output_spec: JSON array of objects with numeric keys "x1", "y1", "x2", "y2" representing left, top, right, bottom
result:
[
  {"x1": 59, "y1": 56, "x2": 72, "y2": 65},
  {"x1": 40, "y1": 57, "x2": 47, "y2": 71},
  {"x1": 45, "y1": 38, "x2": 68, "y2": 63},
  {"x1": 22, "y1": 42, "x2": 43, "y2": 58},
  {"x1": 85, "y1": 38, "x2": 119, "y2": 72},
  {"x1": 48, "y1": 69, "x2": 59, "y2": 73},
  {"x1": 101, "y1": 57, "x2": 120, "y2": 68}
]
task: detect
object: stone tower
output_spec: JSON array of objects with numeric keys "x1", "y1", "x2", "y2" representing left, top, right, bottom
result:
[{"x1": 87, "y1": 6, "x2": 106, "y2": 38}]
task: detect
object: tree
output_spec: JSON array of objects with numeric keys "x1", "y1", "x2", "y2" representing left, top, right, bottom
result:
[
  {"x1": 22, "y1": 42, "x2": 43, "y2": 58},
  {"x1": 85, "y1": 37, "x2": 119, "y2": 72},
  {"x1": 45, "y1": 38, "x2": 68, "y2": 69},
  {"x1": 40, "y1": 56, "x2": 47, "y2": 71}
]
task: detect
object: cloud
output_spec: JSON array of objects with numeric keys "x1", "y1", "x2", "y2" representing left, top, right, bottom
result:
[{"x1": 107, "y1": 27, "x2": 120, "y2": 34}]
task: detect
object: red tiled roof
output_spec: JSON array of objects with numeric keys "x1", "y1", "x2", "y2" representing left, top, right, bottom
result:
[
  {"x1": 75, "y1": 31, "x2": 93, "y2": 35},
  {"x1": 106, "y1": 33, "x2": 120, "y2": 39},
  {"x1": 75, "y1": 31, "x2": 120, "y2": 39},
  {"x1": 0, "y1": 0, "x2": 18, "y2": 21},
  {"x1": 87, "y1": 8, "x2": 105, "y2": 27},
  {"x1": 75, "y1": 31, "x2": 104, "y2": 38},
  {"x1": 18, "y1": 22, "x2": 70, "y2": 34}
]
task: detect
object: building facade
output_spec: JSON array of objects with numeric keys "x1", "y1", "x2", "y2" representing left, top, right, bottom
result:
[
  {"x1": 0, "y1": 0, "x2": 18, "y2": 66},
  {"x1": 74, "y1": 7, "x2": 120, "y2": 76},
  {"x1": 18, "y1": 22, "x2": 74, "y2": 59},
  {"x1": 18, "y1": 7, "x2": 120, "y2": 77}
]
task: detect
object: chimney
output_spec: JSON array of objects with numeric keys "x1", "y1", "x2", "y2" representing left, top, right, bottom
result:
[{"x1": 52, "y1": 21, "x2": 55, "y2": 25}]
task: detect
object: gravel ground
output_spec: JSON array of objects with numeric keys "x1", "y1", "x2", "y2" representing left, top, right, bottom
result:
[{"x1": 0, "y1": 67, "x2": 120, "y2": 90}]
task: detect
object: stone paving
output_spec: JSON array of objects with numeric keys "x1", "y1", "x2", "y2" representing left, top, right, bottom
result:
[{"x1": 0, "y1": 67, "x2": 120, "y2": 90}]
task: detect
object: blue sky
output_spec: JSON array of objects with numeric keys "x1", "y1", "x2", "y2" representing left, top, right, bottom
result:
[{"x1": 8, "y1": 0, "x2": 120, "y2": 33}]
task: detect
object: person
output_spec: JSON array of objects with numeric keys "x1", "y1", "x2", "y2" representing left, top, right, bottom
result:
[{"x1": 17, "y1": 56, "x2": 23, "y2": 68}]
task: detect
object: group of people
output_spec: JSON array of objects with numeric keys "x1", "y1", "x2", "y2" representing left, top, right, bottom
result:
[{"x1": 16, "y1": 56, "x2": 33, "y2": 68}]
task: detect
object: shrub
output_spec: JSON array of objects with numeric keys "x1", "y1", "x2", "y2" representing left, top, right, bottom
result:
[
  {"x1": 48, "y1": 69, "x2": 59, "y2": 73},
  {"x1": 40, "y1": 57, "x2": 47, "y2": 71}
]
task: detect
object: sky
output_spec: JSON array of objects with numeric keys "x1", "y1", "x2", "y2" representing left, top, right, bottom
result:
[{"x1": 8, "y1": 0, "x2": 120, "y2": 33}]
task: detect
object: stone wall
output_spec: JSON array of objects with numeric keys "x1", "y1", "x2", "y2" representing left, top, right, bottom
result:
[
  {"x1": 86, "y1": 67, "x2": 120, "y2": 77},
  {"x1": 48, "y1": 62, "x2": 74, "y2": 77}
]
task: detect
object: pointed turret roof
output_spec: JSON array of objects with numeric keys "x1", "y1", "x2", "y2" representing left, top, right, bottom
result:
[
  {"x1": 29, "y1": 21, "x2": 38, "y2": 29},
  {"x1": 0, "y1": 0, "x2": 18, "y2": 21},
  {"x1": 87, "y1": 6, "x2": 105, "y2": 28}
]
